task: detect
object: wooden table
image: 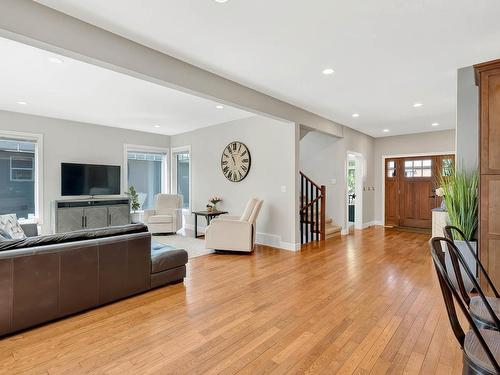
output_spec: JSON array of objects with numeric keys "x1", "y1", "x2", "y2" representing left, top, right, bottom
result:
[{"x1": 192, "y1": 210, "x2": 228, "y2": 238}]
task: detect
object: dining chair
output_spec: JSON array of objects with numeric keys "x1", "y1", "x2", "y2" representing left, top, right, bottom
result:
[
  {"x1": 444, "y1": 226, "x2": 500, "y2": 331},
  {"x1": 430, "y1": 237, "x2": 500, "y2": 374}
]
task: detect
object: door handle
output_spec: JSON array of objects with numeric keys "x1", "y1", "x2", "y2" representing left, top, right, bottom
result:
[{"x1": 82, "y1": 216, "x2": 84, "y2": 228}]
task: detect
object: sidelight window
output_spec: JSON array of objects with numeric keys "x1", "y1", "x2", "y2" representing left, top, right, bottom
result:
[
  {"x1": 441, "y1": 158, "x2": 454, "y2": 176},
  {"x1": 404, "y1": 159, "x2": 432, "y2": 178},
  {"x1": 387, "y1": 161, "x2": 396, "y2": 177}
]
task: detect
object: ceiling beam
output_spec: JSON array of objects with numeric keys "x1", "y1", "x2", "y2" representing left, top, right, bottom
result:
[{"x1": 0, "y1": 0, "x2": 343, "y2": 137}]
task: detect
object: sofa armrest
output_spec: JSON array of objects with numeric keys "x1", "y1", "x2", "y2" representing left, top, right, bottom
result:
[
  {"x1": 20, "y1": 223, "x2": 39, "y2": 237},
  {"x1": 143, "y1": 209, "x2": 156, "y2": 223},
  {"x1": 205, "y1": 219, "x2": 253, "y2": 251}
]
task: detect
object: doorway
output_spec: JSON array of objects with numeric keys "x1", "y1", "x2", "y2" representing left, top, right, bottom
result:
[
  {"x1": 346, "y1": 152, "x2": 363, "y2": 232},
  {"x1": 384, "y1": 154, "x2": 454, "y2": 229}
]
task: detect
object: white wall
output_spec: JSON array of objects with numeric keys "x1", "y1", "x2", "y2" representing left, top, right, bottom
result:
[
  {"x1": 171, "y1": 116, "x2": 298, "y2": 250},
  {"x1": 300, "y1": 127, "x2": 376, "y2": 233},
  {"x1": 373, "y1": 129, "x2": 456, "y2": 223},
  {"x1": 0, "y1": 110, "x2": 170, "y2": 234}
]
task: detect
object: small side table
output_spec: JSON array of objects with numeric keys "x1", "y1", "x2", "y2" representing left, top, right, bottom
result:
[{"x1": 192, "y1": 210, "x2": 228, "y2": 238}]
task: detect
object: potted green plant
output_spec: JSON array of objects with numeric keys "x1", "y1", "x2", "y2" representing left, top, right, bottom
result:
[
  {"x1": 208, "y1": 196, "x2": 222, "y2": 211},
  {"x1": 439, "y1": 169, "x2": 478, "y2": 291},
  {"x1": 127, "y1": 186, "x2": 142, "y2": 223}
]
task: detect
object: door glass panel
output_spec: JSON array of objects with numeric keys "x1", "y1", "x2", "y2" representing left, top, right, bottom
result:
[{"x1": 404, "y1": 159, "x2": 432, "y2": 178}]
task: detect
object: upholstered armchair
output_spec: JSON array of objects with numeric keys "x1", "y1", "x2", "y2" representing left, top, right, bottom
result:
[
  {"x1": 144, "y1": 194, "x2": 183, "y2": 234},
  {"x1": 205, "y1": 198, "x2": 263, "y2": 252}
]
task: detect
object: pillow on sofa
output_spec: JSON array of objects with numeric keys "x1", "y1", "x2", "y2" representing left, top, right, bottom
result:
[
  {"x1": 0, "y1": 228, "x2": 11, "y2": 241},
  {"x1": 0, "y1": 214, "x2": 26, "y2": 240}
]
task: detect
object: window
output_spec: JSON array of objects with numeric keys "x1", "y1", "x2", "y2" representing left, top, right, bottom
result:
[
  {"x1": 171, "y1": 147, "x2": 191, "y2": 210},
  {"x1": 10, "y1": 156, "x2": 34, "y2": 181},
  {"x1": 127, "y1": 149, "x2": 167, "y2": 210},
  {"x1": 441, "y1": 158, "x2": 454, "y2": 176},
  {"x1": 387, "y1": 160, "x2": 396, "y2": 178},
  {"x1": 0, "y1": 137, "x2": 38, "y2": 220},
  {"x1": 404, "y1": 159, "x2": 432, "y2": 178}
]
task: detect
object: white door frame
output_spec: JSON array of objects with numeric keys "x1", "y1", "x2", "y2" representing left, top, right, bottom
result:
[
  {"x1": 345, "y1": 151, "x2": 364, "y2": 231},
  {"x1": 380, "y1": 151, "x2": 455, "y2": 226}
]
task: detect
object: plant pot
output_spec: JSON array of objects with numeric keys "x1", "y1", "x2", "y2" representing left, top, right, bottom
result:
[
  {"x1": 444, "y1": 240, "x2": 478, "y2": 292},
  {"x1": 131, "y1": 212, "x2": 143, "y2": 224}
]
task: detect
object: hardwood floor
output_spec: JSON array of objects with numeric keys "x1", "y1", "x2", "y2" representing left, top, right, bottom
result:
[{"x1": 0, "y1": 227, "x2": 463, "y2": 374}]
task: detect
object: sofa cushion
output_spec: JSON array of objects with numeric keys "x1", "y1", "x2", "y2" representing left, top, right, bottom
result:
[
  {"x1": 151, "y1": 241, "x2": 188, "y2": 273},
  {"x1": 148, "y1": 215, "x2": 173, "y2": 224},
  {"x1": 0, "y1": 224, "x2": 148, "y2": 251},
  {"x1": 0, "y1": 214, "x2": 26, "y2": 240}
]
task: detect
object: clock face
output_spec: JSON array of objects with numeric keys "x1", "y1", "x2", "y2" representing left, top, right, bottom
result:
[{"x1": 221, "y1": 141, "x2": 251, "y2": 182}]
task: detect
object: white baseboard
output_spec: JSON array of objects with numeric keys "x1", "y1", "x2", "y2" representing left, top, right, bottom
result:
[
  {"x1": 255, "y1": 232, "x2": 300, "y2": 252},
  {"x1": 362, "y1": 220, "x2": 383, "y2": 229}
]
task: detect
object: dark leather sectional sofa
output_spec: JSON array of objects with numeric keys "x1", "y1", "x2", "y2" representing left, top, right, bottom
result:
[{"x1": 0, "y1": 224, "x2": 188, "y2": 337}]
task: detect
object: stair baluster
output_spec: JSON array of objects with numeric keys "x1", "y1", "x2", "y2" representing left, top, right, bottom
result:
[{"x1": 299, "y1": 172, "x2": 327, "y2": 245}]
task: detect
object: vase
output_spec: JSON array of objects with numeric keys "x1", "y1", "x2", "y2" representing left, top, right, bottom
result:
[
  {"x1": 444, "y1": 239, "x2": 478, "y2": 292},
  {"x1": 212, "y1": 204, "x2": 217, "y2": 212},
  {"x1": 440, "y1": 199, "x2": 446, "y2": 210}
]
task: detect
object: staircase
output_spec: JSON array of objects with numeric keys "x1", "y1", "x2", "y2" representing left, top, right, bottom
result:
[{"x1": 300, "y1": 172, "x2": 342, "y2": 244}]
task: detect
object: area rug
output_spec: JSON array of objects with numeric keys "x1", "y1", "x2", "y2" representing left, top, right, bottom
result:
[{"x1": 152, "y1": 234, "x2": 214, "y2": 259}]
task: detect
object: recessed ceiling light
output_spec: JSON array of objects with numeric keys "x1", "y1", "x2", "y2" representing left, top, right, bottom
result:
[
  {"x1": 432, "y1": 122, "x2": 440, "y2": 127},
  {"x1": 214, "y1": 0, "x2": 229, "y2": 3},
  {"x1": 216, "y1": 105, "x2": 224, "y2": 109},
  {"x1": 17, "y1": 101, "x2": 27, "y2": 105},
  {"x1": 413, "y1": 102, "x2": 423, "y2": 108},
  {"x1": 383, "y1": 129, "x2": 390, "y2": 133},
  {"x1": 48, "y1": 57, "x2": 63, "y2": 64},
  {"x1": 322, "y1": 68, "x2": 335, "y2": 75},
  {"x1": 352, "y1": 113, "x2": 360, "y2": 118},
  {"x1": 154, "y1": 125, "x2": 161, "y2": 128}
]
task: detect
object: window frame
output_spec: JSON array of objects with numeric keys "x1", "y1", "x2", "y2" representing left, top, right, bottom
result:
[
  {"x1": 123, "y1": 144, "x2": 169, "y2": 211},
  {"x1": 171, "y1": 145, "x2": 191, "y2": 211},
  {"x1": 0, "y1": 130, "x2": 43, "y2": 224}
]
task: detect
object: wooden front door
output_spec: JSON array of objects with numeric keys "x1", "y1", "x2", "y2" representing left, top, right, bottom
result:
[
  {"x1": 400, "y1": 157, "x2": 435, "y2": 228},
  {"x1": 384, "y1": 154, "x2": 454, "y2": 229}
]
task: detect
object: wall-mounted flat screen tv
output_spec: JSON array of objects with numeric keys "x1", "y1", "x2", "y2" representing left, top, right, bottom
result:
[{"x1": 61, "y1": 163, "x2": 121, "y2": 196}]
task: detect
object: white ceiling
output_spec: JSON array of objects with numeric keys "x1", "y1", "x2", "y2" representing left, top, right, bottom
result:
[
  {"x1": 36, "y1": 0, "x2": 500, "y2": 137},
  {"x1": 0, "y1": 37, "x2": 254, "y2": 135}
]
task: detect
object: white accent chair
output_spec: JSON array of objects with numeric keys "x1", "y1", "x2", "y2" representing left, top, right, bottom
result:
[
  {"x1": 144, "y1": 194, "x2": 183, "y2": 234},
  {"x1": 205, "y1": 198, "x2": 263, "y2": 252}
]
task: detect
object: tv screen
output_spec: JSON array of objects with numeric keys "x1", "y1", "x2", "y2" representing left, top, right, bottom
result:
[{"x1": 61, "y1": 163, "x2": 121, "y2": 196}]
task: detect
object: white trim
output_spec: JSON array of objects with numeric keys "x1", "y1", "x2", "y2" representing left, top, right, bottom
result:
[
  {"x1": 171, "y1": 145, "x2": 192, "y2": 211},
  {"x1": 380, "y1": 151, "x2": 456, "y2": 226},
  {"x1": 0, "y1": 130, "x2": 43, "y2": 224},
  {"x1": 362, "y1": 220, "x2": 383, "y2": 229},
  {"x1": 255, "y1": 232, "x2": 301, "y2": 252},
  {"x1": 123, "y1": 144, "x2": 169, "y2": 199}
]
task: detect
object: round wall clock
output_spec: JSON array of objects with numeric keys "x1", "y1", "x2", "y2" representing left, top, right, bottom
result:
[{"x1": 221, "y1": 141, "x2": 251, "y2": 182}]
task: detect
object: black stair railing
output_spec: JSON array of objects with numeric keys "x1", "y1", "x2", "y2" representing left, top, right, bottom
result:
[{"x1": 300, "y1": 172, "x2": 326, "y2": 244}]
